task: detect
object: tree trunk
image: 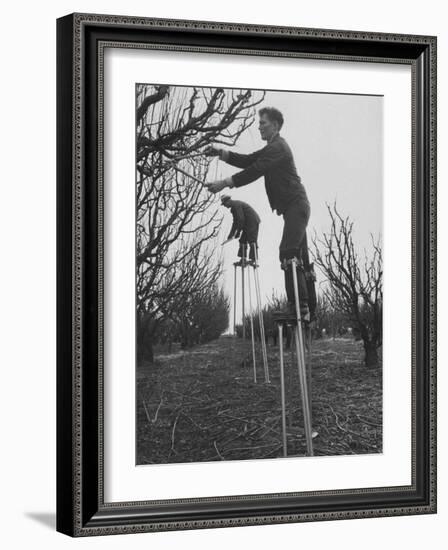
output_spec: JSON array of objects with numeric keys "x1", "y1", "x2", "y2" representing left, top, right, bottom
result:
[
  {"x1": 137, "y1": 315, "x2": 155, "y2": 363},
  {"x1": 364, "y1": 340, "x2": 379, "y2": 368},
  {"x1": 137, "y1": 331, "x2": 154, "y2": 363}
]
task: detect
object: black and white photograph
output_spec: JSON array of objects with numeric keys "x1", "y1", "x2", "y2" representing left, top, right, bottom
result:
[
  {"x1": 135, "y1": 83, "x2": 383, "y2": 465},
  {"x1": 0, "y1": 0, "x2": 441, "y2": 545}
]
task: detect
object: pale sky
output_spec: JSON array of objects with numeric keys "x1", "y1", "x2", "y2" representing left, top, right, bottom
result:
[{"x1": 212, "y1": 90, "x2": 383, "y2": 321}]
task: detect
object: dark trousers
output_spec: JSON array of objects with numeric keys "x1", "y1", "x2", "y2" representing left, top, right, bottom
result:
[
  {"x1": 279, "y1": 200, "x2": 311, "y2": 307},
  {"x1": 238, "y1": 221, "x2": 259, "y2": 261}
]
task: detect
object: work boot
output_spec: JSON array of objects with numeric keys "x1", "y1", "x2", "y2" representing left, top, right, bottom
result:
[
  {"x1": 272, "y1": 304, "x2": 294, "y2": 323},
  {"x1": 273, "y1": 302, "x2": 310, "y2": 323}
]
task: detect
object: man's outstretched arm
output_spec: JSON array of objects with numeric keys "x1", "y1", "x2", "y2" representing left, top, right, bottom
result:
[
  {"x1": 204, "y1": 146, "x2": 262, "y2": 169},
  {"x1": 204, "y1": 141, "x2": 286, "y2": 193}
]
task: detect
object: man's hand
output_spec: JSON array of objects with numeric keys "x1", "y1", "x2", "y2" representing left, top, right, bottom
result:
[
  {"x1": 204, "y1": 145, "x2": 221, "y2": 157},
  {"x1": 204, "y1": 179, "x2": 229, "y2": 194}
]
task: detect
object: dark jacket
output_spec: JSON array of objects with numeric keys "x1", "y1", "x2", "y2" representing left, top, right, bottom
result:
[
  {"x1": 227, "y1": 200, "x2": 260, "y2": 240},
  {"x1": 226, "y1": 134, "x2": 309, "y2": 215}
]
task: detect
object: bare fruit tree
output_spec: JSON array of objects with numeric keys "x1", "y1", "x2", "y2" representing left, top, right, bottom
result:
[
  {"x1": 312, "y1": 204, "x2": 383, "y2": 367},
  {"x1": 136, "y1": 85, "x2": 264, "y2": 362}
]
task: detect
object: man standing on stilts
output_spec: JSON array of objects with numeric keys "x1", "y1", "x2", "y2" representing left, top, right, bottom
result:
[
  {"x1": 205, "y1": 107, "x2": 311, "y2": 321},
  {"x1": 220, "y1": 195, "x2": 260, "y2": 263}
]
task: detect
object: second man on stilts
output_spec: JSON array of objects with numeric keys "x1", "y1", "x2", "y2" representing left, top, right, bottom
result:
[{"x1": 221, "y1": 195, "x2": 260, "y2": 263}]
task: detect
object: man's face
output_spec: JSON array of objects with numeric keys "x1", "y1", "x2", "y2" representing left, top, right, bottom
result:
[{"x1": 258, "y1": 114, "x2": 278, "y2": 141}]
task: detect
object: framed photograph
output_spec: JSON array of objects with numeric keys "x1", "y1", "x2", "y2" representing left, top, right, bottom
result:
[{"x1": 57, "y1": 13, "x2": 437, "y2": 536}]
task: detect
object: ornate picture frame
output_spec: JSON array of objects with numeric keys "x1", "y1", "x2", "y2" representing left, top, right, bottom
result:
[{"x1": 56, "y1": 13, "x2": 436, "y2": 536}]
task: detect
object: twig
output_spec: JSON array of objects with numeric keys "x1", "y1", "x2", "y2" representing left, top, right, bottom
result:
[
  {"x1": 258, "y1": 425, "x2": 282, "y2": 440},
  {"x1": 170, "y1": 412, "x2": 181, "y2": 455},
  {"x1": 356, "y1": 414, "x2": 382, "y2": 427},
  {"x1": 142, "y1": 400, "x2": 152, "y2": 425},
  {"x1": 204, "y1": 417, "x2": 246, "y2": 430},
  {"x1": 169, "y1": 389, "x2": 210, "y2": 404},
  {"x1": 328, "y1": 405, "x2": 368, "y2": 439},
  {"x1": 320, "y1": 424, "x2": 330, "y2": 435},
  {"x1": 217, "y1": 412, "x2": 253, "y2": 422},
  {"x1": 181, "y1": 412, "x2": 206, "y2": 431},
  {"x1": 152, "y1": 394, "x2": 164, "y2": 423},
  {"x1": 259, "y1": 444, "x2": 283, "y2": 459},
  {"x1": 226, "y1": 443, "x2": 280, "y2": 453},
  {"x1": 246, "y1": 418, "x2": 278, "y2": 437},
  {"x1": 214, "y1": 441, "x2": 225, "y2": 460},
  {"x1": 219, "y1": 425, "x2": 254, "y2": 447}
]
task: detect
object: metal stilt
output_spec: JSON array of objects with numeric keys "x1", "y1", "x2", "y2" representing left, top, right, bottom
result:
[
  {"x1": 306, "y1": 326, "x2": 313, "y2": 401},
  {"x1": 290, "y1": 258, "x2": 314, "y2": 456},
  {"x1": 246, "y1": 264, "x2": 257, "y2": 384},
  {"x1": 274, "y1": 314, "x2": 314, "y2": 457},
  {"x1": 232, "y1": 246, "x2": 269, "y2": 383},
  {"x1": 252, "y1": 245, "x2": 270, "y2": 383},
  {"x1": 241, "y1": 255, "x2": 246, "y2": 340},
  {"x1": 278, "y1": 323, "x2": 287, "y2": 457},
  {"x1": 233, "y1": 263, "x2": 237, "y2": 335}
]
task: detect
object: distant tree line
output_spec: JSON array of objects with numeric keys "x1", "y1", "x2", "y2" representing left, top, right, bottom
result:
[{"x1": 146, "y1": 283, "x2": 230, "y2": 355}]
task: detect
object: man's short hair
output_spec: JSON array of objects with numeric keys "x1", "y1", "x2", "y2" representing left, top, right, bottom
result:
[
  {"x1": 221, "y1": 194, "x2": 232, "y2": 205},
  {"x1": 259, "y1": 107, "x2": 284, "y2": 130}
]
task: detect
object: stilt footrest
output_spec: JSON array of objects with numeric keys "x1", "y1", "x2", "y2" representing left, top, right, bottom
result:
[{"x1": 272, "y1": 312, "x2": 309, "y2": 325}]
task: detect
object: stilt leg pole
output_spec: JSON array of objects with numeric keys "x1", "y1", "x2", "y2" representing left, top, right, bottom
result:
[
  {"x1": 241, "y1": 257, "x2": 246, "y2": 341},
  {"x1": 278, "y1": 322, "x2": 287, "y2": 457},
  {"x1": 253, "y1": 245, "x2": 270, "y2": 383},
  {"x1": 306, "y1": 327, "x2": 313, "y2": 401},
  {"x1": 233, "y1": 263, "x2": 237, "y2": 335},
  {"x1": 247, "y1": 265, "x2": 257, "y2": 383},
  {"x1": 290, "y1": 259, "x2": 313, "y2": 456}
]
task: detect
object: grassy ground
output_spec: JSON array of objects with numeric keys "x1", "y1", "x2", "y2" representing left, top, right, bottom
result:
[{"x1": 136, "y1": 335, "x2": 382, "y2": 464}]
